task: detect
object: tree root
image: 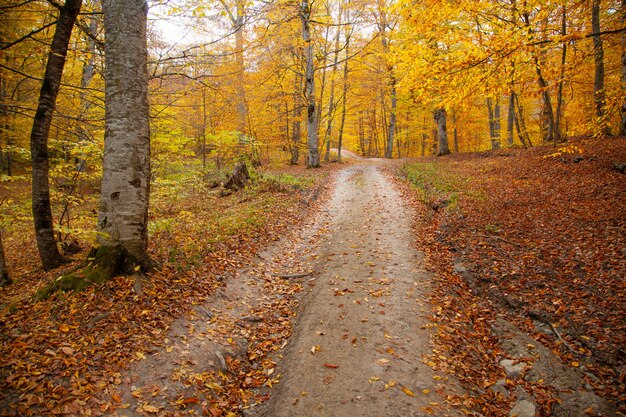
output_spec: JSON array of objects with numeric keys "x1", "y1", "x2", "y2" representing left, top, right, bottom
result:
[{"x1": 33, "y1": 245, "x2": 139, "y2": 301}]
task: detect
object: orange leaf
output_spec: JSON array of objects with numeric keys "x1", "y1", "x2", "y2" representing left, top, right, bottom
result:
[{"x1": 323, "y1": 363, "x2": 339, "y2": 369}]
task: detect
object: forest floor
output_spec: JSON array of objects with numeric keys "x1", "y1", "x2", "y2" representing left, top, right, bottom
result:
[{"x1": 1, "y1": 138, "x2": 625, "y2": 417}]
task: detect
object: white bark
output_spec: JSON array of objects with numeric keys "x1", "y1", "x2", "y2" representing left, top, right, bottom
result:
[
  {"x1": 301, "y1": 0, "x2": 320, "y2": 167},
  {"x1": 98, "y1": 0, "x2": 151, "y2": 264}
]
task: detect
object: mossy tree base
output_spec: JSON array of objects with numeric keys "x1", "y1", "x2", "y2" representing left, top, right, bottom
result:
[{"x1": 33, "y1": 245, "x2": 139, "y2": 301}]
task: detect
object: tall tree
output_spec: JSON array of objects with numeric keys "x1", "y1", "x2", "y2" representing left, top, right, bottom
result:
[
  {"x1": 487, "y1": 97, "x2": 501, "y2": 150},
  {"x1": 323, "y1": 6, "x2": 343, "y2": 163},
  {"x1": 218, "y1": 0, "x2": 247, "y2": 135},
  {"x1": 97, "y1": 0, "x2": 151, "y2": 267},
  {"x1": 300, "y1": 0, "x2": 320, "y2": 167},
  {"x1": 376, "y1": 1, "x2": 397, "y2": 159},
  {"x1": 622, "y1": 0, "x2": 626, "y2": 135},
  {"x1": 592, "y1": 0, "x2": 609, "y2": 135},
  {"x1": 30, "y1": 0, "x2": 83, "y2": 271}
]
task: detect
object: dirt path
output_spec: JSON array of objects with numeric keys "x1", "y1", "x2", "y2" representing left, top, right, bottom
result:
[
  {"x1": 111, "y1": 160, "x2": 461, "y2": 416},
  {"x1": 255, "y1": 162, "x2": 461, "y2": 416}
]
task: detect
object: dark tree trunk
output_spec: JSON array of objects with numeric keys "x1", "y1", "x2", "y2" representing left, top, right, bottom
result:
[
  {"x1": 592, "y1": 0, "x2": 610, "y2": 135},
  {"x1": 522, "y1": 11, "x2": 557, "y2": 144},
  {"x1": 621, "y1": 0, "x2": 626, "y2": 136},
  {"x1": 30, "y1": 0, "x2": 82, "y2": 271},
  {"x1": 0, "y1": 231, "x2": 10, "y2": 287},
  {"x1": 555, "y1": 4, "x2": 567, "y2": 141}
]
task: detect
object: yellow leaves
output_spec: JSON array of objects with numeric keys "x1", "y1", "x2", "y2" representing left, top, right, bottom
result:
[
  {"x1": 401, "y1": 386, "x2": 415, "y2": 396},
  {"x1": 140, "y1": 404, "x2": 160, "y2": 414},
  {"x1": 59, "y1": 324, "x2": 70, "y2": 333},
  {"x1": 135, "y1": 351, "x2": 146, "y2": 360},
  {"x1": 368, "y1": 376, "x2": 380, "y2": 384}
]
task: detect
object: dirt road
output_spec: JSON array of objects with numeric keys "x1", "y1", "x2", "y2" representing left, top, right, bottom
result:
[{"x1": 257, "y1": 162, "x2": 460, "y2": 416}]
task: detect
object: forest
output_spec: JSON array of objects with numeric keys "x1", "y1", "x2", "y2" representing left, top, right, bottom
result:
[{"x1": 0, "y1": 0, "x2": 625, "y2": 416}]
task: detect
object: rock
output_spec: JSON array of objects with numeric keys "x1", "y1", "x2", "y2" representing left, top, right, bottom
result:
[
  {"x1": 488, "y1": 379, "x2": 509, "y2": 398},
  {"x1": 500, "y1": 359, "x2": 527, "y2": 378},
  {"x1": 453, "y1": 262, "x2": 467, "y2": 274},
  {"x1": 509, "y1": 400, "x2": 536, "y2": 417}
]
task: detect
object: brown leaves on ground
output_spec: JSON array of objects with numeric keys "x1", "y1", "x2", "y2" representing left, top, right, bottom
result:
[
  {"x1": 395, "y1": 137, "x2": 626, "y2": 415},
  {"x1": 0, "y1": 165, "x2": 331, "y2": 416}
]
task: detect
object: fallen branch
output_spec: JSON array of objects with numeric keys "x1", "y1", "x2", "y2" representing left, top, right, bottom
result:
[
  {"x1": 548, "y1": 322, "x2": 579, "y2": 354},
  {"x1": 272, "y1": 272, "x2": 313, "y2": 279}
]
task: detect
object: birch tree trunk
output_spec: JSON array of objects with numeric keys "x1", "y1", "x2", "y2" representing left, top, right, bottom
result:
[
  {"x1": 30, "y1": 0, "x2": 82, "y2": 271},
  {"x1": 592, "y1": 0, "x2": 610, "y2": 135},
  {"x1": 98, "y1": 0, "x2": 151, "y2": 267},
  {"x1": 301, "y1": 0, "x2": 320, "y2": 168},
  {"x1": 434, "y1": 109, "x2": 450, "y2": 156}
]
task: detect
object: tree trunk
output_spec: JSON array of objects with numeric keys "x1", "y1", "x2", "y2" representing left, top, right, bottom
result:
[
  {"x1": 592, "y1": 0, "x2": 610, "y2": 135},
  {"x1": 291, "y1": 72, "x2": 303, "y2": 165},
  {"x1": 487, "y1": 97, "x2": 501, "y2": 150},
  {"x1": 316, "y1": 21, "x2": 331, "y2": 147},
  {"x1": 377, "y1": 6, "x2": 396, "y2": 159},
  {"x1": 451, "y1": 110, "x2": 459, "y2": 152},
  {"x1": 514, "y1": 94, "x2": 531, "y2": 146},
  {"x1": 434, "y1": 109, "x2": 450, "y2": 156},
  {"x1": 98, "y1": 0, "x2": 151, "y2": 267},
  {"x1": 522, "y1": 11, "x2": 557, "y2": 144},
  {"x1": 301, "y1": 0, "x2": 319, "y2": 168},
  {"x1": 337, "y1": 39, "x2": 350, "y2": 163},
  {"x1": 386, "y1": 81, "x2": 397, "y2": 158},
  {"x1": 30, "y1": 0, "x2": 82, "y2": 271},
  {"x1": 323, "y1": 10, "x2": 343, "y2": 163},
  {"x1": 0, "y1": 231, "x2": 10, "y2": 287},
  {"x1": 507, "y1": 92, "x2": 516, "y2": 146},
  {"x1": 555, "y1": 4, "x2": 567, "y2": 142},
  {"x1": 621, "y1": 0, "x2": 626, "y2": 135}
]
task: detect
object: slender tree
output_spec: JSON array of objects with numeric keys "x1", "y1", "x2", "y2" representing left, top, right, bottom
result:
[
  {"x1": 592, "y1": 0, "x2": 610, "y2": 135},
  {"x1": 30, "y1": 0, "x2": 83, "y2": 271},
  {"x1": 0, "y1": 231, "x2": 10, "y2": 287},
  {"x1": 622, "y1": 0, "x2": 626, "y2": 135}
]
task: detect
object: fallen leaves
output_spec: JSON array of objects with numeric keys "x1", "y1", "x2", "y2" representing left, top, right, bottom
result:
[
  {"x1": 0, "y1": 166, "x2": 329, "y2": 416},
  {"x1": 397, "y1": 139, "x2": 626, "y2": 415}
]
